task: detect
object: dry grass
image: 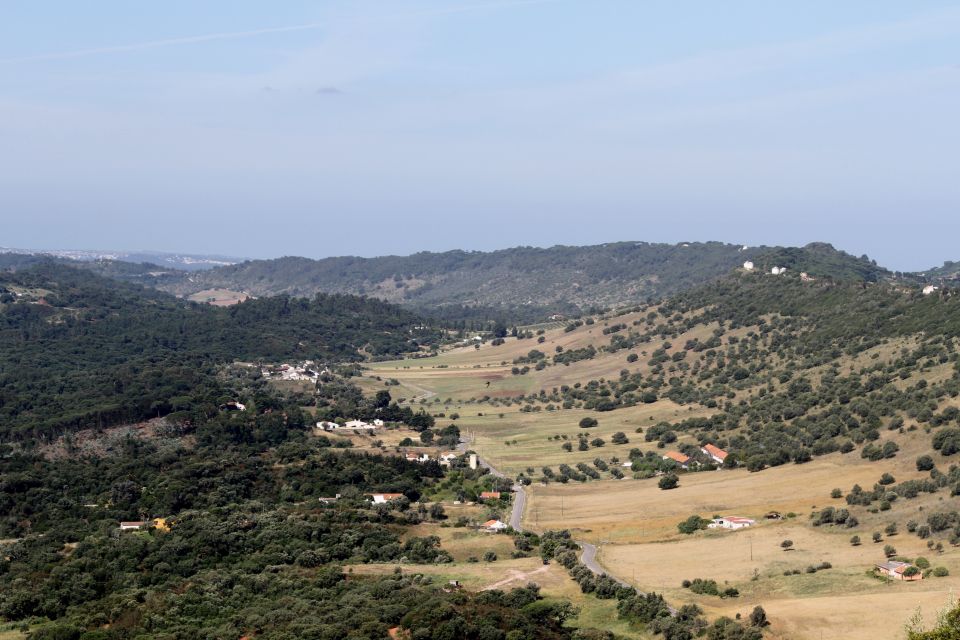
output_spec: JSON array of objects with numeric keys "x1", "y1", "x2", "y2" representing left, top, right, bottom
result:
[{"x1": 524, "y1": 434, "x2": 960, "y2": 639}]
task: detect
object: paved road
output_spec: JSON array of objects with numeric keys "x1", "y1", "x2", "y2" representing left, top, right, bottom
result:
[
  {"x1": 509, "y1": 483, "x2": 526, "y2": 531},
  {"x1": 460, "y1": 444, "x2": 676, "y2": 615},
  {"x1": 457, "y1": 438, "x2": 525, "y2": 531}
]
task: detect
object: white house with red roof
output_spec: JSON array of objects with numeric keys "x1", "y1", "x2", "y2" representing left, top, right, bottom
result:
[
  {"x1": 370, "y1": 493, "x2": 406, "y2": 504},
  {"x1": 662, "y1": 451, "x2": 691, "y2": 468},
  {"x1": 708, "y1": 516, "x2": 755, "y2": 530},
  {"x1": 482, "y1": 519, "x2": 509, "y2": 532},
  {"x1": 701, "y1": 444, "x2": 728, "y2": 465}
]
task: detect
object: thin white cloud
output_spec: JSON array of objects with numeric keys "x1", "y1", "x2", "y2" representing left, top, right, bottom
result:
[{"x1": 0, "y1": 0, "x2": 566, "y2": 64}]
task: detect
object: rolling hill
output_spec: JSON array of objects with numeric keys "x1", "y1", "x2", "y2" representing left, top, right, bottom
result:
[{"x1": 144, "y1": 241, "x2": 891, "y2": 317}]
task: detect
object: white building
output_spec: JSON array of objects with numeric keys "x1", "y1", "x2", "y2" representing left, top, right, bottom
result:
[
  {"x1": 743, "y1": 261, "x2": 754, "y2": 271},
  {"x1": 771, "y1": 266, "x2": 785, "y2": 275},
  {"x1": 923, "y1": 285, "x2": 939, "y2": 296},
  {"x1": 482, "y1": 519, "x2": 509, "y2": 532},
  {"x1": 370, "y1": 493, "x2": 405, "y2": 504},
  {"x1": 119, "y1": 521, "x2": 147, "y2": 531},
  {"x1": 708, "y1": 516, "x2": 755, "y2": 530}
]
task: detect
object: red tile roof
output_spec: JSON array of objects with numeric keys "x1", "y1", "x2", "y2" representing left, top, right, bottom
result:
[
  {"x1": 479, "y1": 491, "x2": 501, "y2": 499},
  {"x1": 702, "y1": 444, "x2": 728, "y2": 461},
  {"x1": 663, "y1": 451, "x2": 690, "y2": 464}
]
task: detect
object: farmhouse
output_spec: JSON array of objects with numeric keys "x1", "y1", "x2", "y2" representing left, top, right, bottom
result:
[
  {"x1": 479, "y1": 491, "x2": 502, "y2": 500},
  {"x1": 708, "y1": 516, "x2": 755, "y2": 530},
  {"x1": 405, "y1": 452, "x2": 431, "y2": 463},
  {"x1": 482, "y1": 519, "x2": 509, "y2": 532},
  {"x1": 370, "y1": 493, "x2": 405, "y2": 504},
  {"x1": 344, "y1": 419, "x2": 373, "y2": 430},
  {"x1": 119, "y1": 521, "x2": 148, "y2": 531},
  {"x1": 438, "y1": 452, "x2": 459, "y2": 466},
  {"x1": 701, "y1": 444, "x2": 728, "y2": 465},
  {"x1": 876, "y1": 561, "x2": 923, "y2": 581},
  {"x1": 662, "y1": 451, "x2": 691, "y2": 468}
]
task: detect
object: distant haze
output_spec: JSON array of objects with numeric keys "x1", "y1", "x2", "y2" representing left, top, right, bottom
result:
[{"x1": 1, "y1": 1, "x2": 958, "y2": 271}]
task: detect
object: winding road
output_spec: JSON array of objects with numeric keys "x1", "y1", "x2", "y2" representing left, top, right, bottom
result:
[{"x1": 459, "y1": 440, "x2": 676, "y2": 614}]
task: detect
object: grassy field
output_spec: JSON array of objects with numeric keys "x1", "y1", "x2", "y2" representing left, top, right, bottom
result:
[
  {"x1": 367, "y1": 307, "x2": 736, "y2": 404},
  {"x1": 451, "y1": 400, "x2": 712, "y2": 477},
  {"x1": 362, "y1": 309, "x2": 960, "y2": 639},
  {"x1": 524, "y1": 432, "x2": 960, "y2": 639}
]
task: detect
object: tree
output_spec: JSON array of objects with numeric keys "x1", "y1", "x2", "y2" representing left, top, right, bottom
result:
[
  {"x1": 749, "y1": 606, "x2": 768, "y2": 628},
  {"x1": 562, "y1": 442, "x2": 573, "y2": 452},
  {"x1": 872, "y1": 532, "x2": 883, "y2": 543},
  {"x1": 590, "y1": 438, "x2": 605, "y2": 448},
  {"x1": 677, "y1": 515, "x2": 710, "y2": 534},
  {"x1": 883, "y1": 544, "x2": 897, "y2": 558},
  {"x1": 916, "y1": 455, "x2": 935, "y2": 472},
  {"x1": 885, "y1": 523, "x2": 898, "y2": 537},
  {"x1": 850, "y1": 535, "x2": 861, "y2": 546},
  {"x1": 579, "y1": 417, "x2": 598, "y2": 428},
  {"x1": 780, "y1": 539, "x2": 793, "y2": 551},
  {"x1": 831, "y1": 488, "x2": 842, "y2": 499},
  {"x1": 658, "y1": 474, "x2": 679, "y2": 490},
  {"x1": 611, "y1": 432, "x2": 629, "y2": 445}
]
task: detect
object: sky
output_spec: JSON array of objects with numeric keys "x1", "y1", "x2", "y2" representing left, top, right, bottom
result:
[{"x1": 1, "y1": 1, "x2": 958, "y2": 271}]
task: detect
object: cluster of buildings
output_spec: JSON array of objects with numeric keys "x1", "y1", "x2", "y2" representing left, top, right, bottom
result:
[
  {"x1": 315, "y1": 419, "x2": 384, "y2": 434},
  {"x1": 661, "y1": 444, "x2": 729, "y2": 470},
  {"x1": 263, "y1": 362, "x2": 326, "y2": 382},
  {"x1": 404, "y1": 450, "x2": 460, "y2": 466}
]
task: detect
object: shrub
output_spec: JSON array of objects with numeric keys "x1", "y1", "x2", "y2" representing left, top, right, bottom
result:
[
  {"x1": 850, "y1": 535, "x2": 861, "y2": 546},
  {"x1": 658, "y1": 474, "x2": 679, "y2": 490},
  {"x1": 677, "y1": 515, "x2": 710, "y2": 535},
  {"x1": 579, "y1": 417, "x2": 598, "y2": 428},
  {"x1": 916, "y1": 455, "x2": 935, "y2": 471},
  {"x1": 933, "y1": 566, "x2": 950, "y2": 577},
  {"x1": 780, "y1": 539, "x2": 794, "y2": 551}
]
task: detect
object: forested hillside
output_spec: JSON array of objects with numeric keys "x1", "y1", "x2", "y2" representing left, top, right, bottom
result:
[
  {"x1": 0, "y1": 262, "x2": 437, "y2": 441},
  {"x1": 0, "y1": 389, "x2": 583, "y2": 639},
  {"x1": 150, "y1": 242, "x2": 888, "y2": 317}
]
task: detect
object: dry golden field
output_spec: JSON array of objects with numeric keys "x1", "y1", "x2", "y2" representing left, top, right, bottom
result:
[
  {"x1": 362, "y1": 308, "x2": 960, "y2": 639},
  {"x1": 525, "y1": 433, "x2": 960, "y2": 640}
]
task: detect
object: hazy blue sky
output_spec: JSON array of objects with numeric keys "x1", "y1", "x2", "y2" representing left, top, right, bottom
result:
[{"x1": 2, "y1": 1, "x2": 958, "y2": 270}]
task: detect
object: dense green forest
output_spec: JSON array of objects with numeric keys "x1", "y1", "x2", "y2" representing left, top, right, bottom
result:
[
  {"x1": 0, "y1": 391, "x2": 582, "y2": 639},
  {"x1": 0, "y1": 262, "x2": 437, "y2": 441},
  {"x1": 137, "y1": 242, "x2": 890, "y2": 316}
]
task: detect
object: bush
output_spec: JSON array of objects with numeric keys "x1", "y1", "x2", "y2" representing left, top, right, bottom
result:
[
  {"x1": 850, "y1": 535, "x2": 861, "y2": 546},
  {"x1": 780, "y1": 539, "x2": 793, "y2": 551},
  {"x1": 483, "y1": 551, "x2": 498, "y2": 562},
  {"x1": 933, "y1": 566, "x2": 949, "y2": 577},
  {"x1": 677, "y1": 515, "x2": 710, "y2": 535},
  {"x1": 579, "y1": 417, "x2": 598, "y2": 428},
  {"x1": 916, "y1": 455, "x2": 935, "y2": 471},
  {"x1": 658, "y1": 473, "x2": 679, "y2": 490},
  {"x1": 915, "y1": 557, "x2": 931, "y2": 569}
]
